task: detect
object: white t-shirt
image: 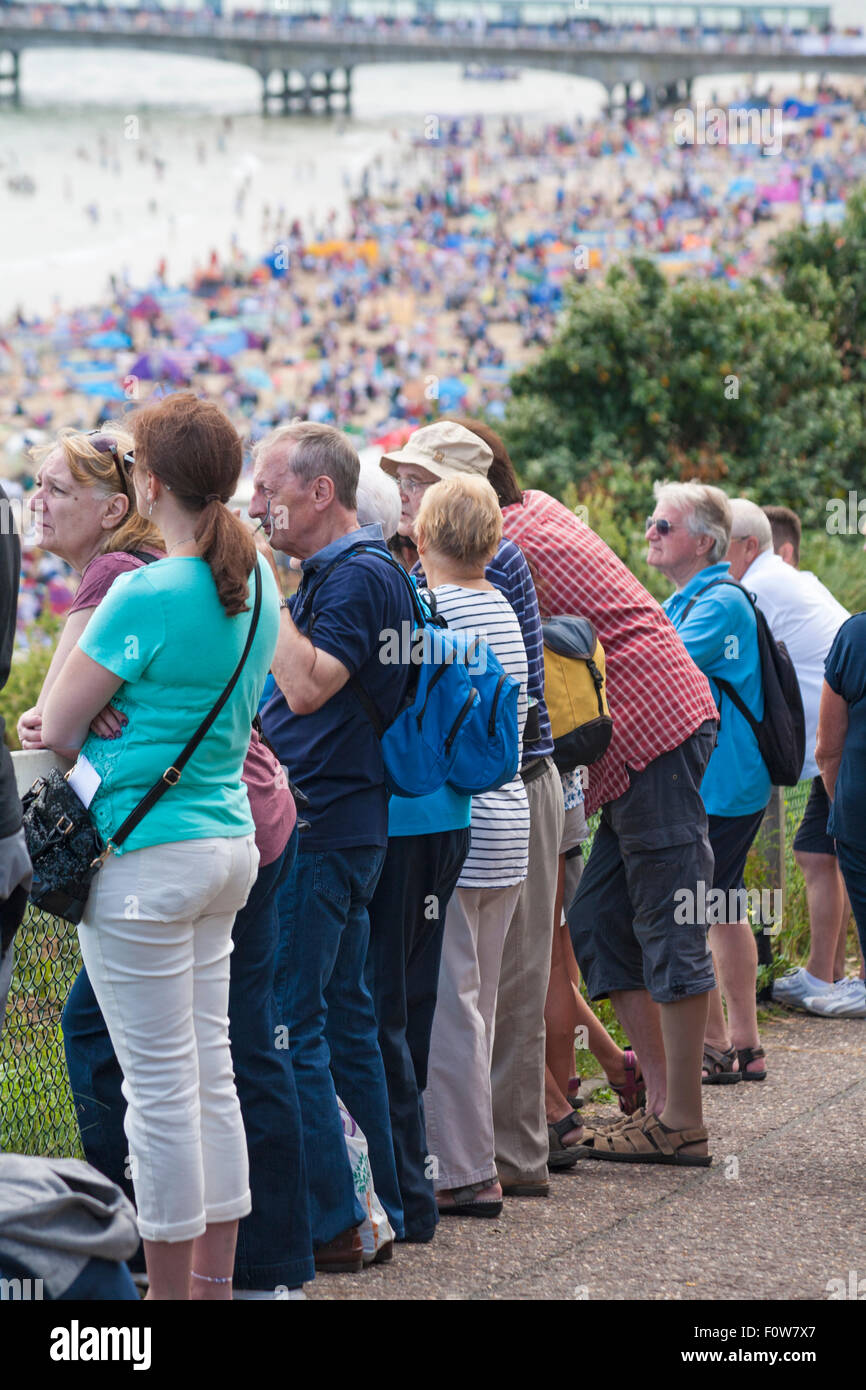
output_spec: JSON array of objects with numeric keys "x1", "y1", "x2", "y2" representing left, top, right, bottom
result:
[
  {"x1": 741, "y1": 549, "x2": 850, "y2": 779},
  {"x1": 433, "y1": 584, "x2": 530, "y2": 889}
]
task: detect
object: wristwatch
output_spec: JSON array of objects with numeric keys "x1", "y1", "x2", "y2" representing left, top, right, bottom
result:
[{"x1": 279, "y1": 597, "x2": 291, "y2": 610}]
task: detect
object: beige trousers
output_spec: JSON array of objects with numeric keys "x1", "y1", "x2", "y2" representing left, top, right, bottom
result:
[
  {"x1": 423, "y1": 880, "x2": 523, "y2": 1191},
  {"x1": 492, "y1": 758, "x2": 565, "y2": 1184}
]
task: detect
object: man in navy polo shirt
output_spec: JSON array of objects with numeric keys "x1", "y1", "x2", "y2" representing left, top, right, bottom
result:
[{"x1": 251, "y1": 422, "x2": 414, "y2": 1273}]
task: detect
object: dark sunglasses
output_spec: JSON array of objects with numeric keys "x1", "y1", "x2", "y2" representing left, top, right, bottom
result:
[
  {"x1": 645, "y1": 516, "x2": 680, "y2": 536},
  {"x1": 87, "y1": 432, "x2": 135, "y2": 495}
]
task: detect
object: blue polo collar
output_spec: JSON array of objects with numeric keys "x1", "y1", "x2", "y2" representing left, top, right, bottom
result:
[{"x1": 301, "y1": 522, "x2": 387, "y2": 576}]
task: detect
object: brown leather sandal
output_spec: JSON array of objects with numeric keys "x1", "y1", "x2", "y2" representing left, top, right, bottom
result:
[
  {"x1": 577, "y1": 1107, "x2": 647, "y2": 1149},
  {"x1": 702, "y1": 1043, "x2": 742, "y2": 1085},
  {"x1": 583, "y1": 1111, "x2": 712, "y2": 1166},
  {"x1": 736, "y1": 1045, "x2": 767, "y2": 1081}
]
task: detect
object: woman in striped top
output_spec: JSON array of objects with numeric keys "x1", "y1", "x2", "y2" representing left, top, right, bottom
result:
[{"x1": 416, "y1": 475, "x2": 530, "y2": 1218}]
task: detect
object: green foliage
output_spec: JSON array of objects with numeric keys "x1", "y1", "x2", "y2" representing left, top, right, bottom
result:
[
  {"x1": 773, "y1": 185, "x2": 866, "y2": 408},
  {"x1": 0, "y1": 614, "x2": 60, "y2": 751},
  {"x1": 501, "y1": 191, "x2": 866, "y2": 528}
]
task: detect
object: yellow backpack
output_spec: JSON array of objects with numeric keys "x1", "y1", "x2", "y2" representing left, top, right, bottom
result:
[{"x1": 542, "y1": 616, "x2": 612, "y2": 773}]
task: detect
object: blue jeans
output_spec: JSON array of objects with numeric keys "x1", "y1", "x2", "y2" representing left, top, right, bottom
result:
[
  {"x1": 0, "y1": 1253, "x2": 139, "y2": 1301},
  {"x1": 63, "y1": 831, "x2": 315, "y2": 1290},
  {"x1": 274, "y1": 845, "x2": 404, "y2": 1245}
]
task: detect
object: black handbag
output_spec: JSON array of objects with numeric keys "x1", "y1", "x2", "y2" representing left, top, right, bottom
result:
[{"x1": 22, "y1": 565, "x2": 262, "y2": 926}]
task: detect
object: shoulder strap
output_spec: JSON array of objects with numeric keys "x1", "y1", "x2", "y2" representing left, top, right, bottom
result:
[
  {"x1": 109, "y1": 563, "x2": 263, "y2": 850},
  {"x1": 679, "y1": 576, "x2": 755, "y2": 624},
  {"x1": 678, "y1": 577, "x2": 761, "y2": 732},
  {"x1": 296, "y1": 541, "x2": 434, "y2": 631},
  {"x1": 125, "y1": 550, "x2": 159, "y2": 566},
  {"x1": 296, "y1": 542, "x2": 435, "y2": 741}
]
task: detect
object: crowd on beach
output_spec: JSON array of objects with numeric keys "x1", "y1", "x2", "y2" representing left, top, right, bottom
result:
[
  {"x1": 1, "y1": 405, "x2": 864, "y2": 1301},
  {"x1": 4, "y1": 85, "x2": 866, "y2": 635}
]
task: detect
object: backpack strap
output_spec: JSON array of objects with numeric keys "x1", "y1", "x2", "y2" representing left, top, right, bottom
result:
[
  {"x1": 678, "y1": 575, "x2": 756, "y2": 623},
  {"x1": 295, "y1": 541, "x2": 434, "y2": 631},
  {"x1": 676, "y1": 575, "x2": 761, "y2": 731},
  {"x1": 294, "y1": 541, "x2": 435, "y2": 740}
]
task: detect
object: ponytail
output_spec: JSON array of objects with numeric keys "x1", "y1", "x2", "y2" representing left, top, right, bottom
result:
[
  {"x1": 130, "y1": 393, "x2": 255, "y2": 615},
  {"x1": 194, "y1": 500, "x2": 258, "y2": 617}
]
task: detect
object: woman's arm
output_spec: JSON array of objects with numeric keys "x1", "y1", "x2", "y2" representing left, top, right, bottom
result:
[
  {"x1": 17, "y1": 608, "x2": 95, "y2": 748},
  {"x1": 42, "y1": 647, "x2": 124, "y2": 762},
  {"x1": 815, "y1": 679, "x2": 849, "y2": 802}
]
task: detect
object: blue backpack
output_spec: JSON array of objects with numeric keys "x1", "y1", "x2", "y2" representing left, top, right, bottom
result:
[
  {"x1": 296, "y1": 543, "x2": 518, "y2": 798},
  {"x1": 446, "y1": 631, "x2": 521, "y2": 796}
]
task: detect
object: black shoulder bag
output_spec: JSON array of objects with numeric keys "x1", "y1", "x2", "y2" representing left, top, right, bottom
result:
[{"x1": 22, "y1": 564, "x2": 262, "y2": 926}]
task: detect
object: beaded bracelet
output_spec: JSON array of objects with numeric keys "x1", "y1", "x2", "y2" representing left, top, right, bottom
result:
[{"x1": 191, "y1": 1271, "x2": 231, "y2": 1285}]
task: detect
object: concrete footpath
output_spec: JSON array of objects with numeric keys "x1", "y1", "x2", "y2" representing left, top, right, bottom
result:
[{"x1": 308, "y1": 1010, "x2": 866, "y2": 1301}]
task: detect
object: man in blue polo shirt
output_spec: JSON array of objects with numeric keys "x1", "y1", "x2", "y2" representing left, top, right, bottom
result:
[
  {"x1": 251, "y1": 422, "x2": 414, "y2": 1273},
  {"x1": 648, "y1": 481, "x2": 770, "y2": 1089}
]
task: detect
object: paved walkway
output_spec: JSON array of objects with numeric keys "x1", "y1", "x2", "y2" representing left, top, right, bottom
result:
[{"x1": 308, "y1": 1010, "x2": 866, "y2": 1300}]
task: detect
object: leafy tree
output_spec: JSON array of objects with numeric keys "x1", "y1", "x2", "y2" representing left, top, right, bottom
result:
[{"x1": 501, "y1": 236, "x2": 865, "y2": 526}]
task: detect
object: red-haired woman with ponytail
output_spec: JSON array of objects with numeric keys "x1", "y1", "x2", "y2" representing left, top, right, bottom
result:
[{"x1": 42, "y1": 394, "x2": 280, "y2": 1300}]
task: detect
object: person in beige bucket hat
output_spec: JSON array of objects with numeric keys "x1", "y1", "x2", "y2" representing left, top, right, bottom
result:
[
  {"x1": 379, "y1": 416, "x2": 568, "y2": 1202},
  {"x1": 380, "y1": 421, "x2": 494, "y2": 484}
]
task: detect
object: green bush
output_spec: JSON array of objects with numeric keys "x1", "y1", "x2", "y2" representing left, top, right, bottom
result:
[{"x1": 1, "y1": 613, "x2": 61, "y2": 752}]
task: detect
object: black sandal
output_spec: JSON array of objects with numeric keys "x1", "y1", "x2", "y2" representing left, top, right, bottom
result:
[
  {"x1": 736, "y1": 1045, "x2": 767, "y2": 1081},
  {"x1": 548, "y1": 1111, "x2": 586, "y2": 1169},
  {"x1": 702, "y1": 1043, "x2": 742, "y2": 1085}
]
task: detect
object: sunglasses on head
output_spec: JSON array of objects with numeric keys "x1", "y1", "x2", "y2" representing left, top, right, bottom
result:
[
  {"x1": 645, "y1": 516, "x2": 680, "y2": 536},
  {"x1": 87, "y1": 432, "x2": 135, "y2": 495}
]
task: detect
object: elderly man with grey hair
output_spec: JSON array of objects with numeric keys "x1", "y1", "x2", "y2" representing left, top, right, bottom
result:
[
  {"x1": 250, "y1": 421, "x2": 415, "y2": 1271},
  {"x1": 727, "y1": 499, "x2": 863, "y2": 1018},
  {"x1": 648, "y1": 481, "x2": 771, "y2": 1085}
]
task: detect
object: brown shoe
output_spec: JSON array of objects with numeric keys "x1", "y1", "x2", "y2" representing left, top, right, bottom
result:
[
  {"x1": 500, "y1": 1177, "x2": 550, "y2": 1197},
  {"x1": 314, "y1": 1226, "x2": 364, "y2": 1274},
  {"x1": 362, "y1": 1239, "x2": 394, "y2": 1267}
]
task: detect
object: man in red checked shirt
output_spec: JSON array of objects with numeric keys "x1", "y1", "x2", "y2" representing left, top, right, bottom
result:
[{"x1": 458, "y1": 423, "x2": 721, "y2": 1168}]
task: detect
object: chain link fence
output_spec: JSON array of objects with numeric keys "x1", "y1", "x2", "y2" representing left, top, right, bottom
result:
[
  {"x1": 1, "y1": 905, "x2": 83, "y2": 1158},
  {"x1": 1, "y1": 779, "x2": 815, "y2": 1160}
]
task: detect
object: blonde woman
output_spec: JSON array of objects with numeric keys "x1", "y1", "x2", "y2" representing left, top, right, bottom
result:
[
  {"x1": 18, "y1": 426, "x2": 164, "y2": 750},
  {"x1": 416, "y1": 475, "x2": 529, "y2": 1217}
]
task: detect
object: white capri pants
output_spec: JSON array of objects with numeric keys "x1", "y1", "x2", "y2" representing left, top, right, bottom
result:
[{"x1": 76, "y1": 834, "x2": 259, "y2": 1243}]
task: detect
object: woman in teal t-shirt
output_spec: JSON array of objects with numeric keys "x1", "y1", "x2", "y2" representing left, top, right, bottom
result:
[{"x1": 43, "y1": 394, "x2": 279, "y2": 1301}]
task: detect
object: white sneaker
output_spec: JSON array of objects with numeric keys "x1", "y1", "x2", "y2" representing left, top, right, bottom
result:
[
  {"x1": 771, "y1": 967, "x2": 835, "y2": 1010},
  {"x1": 802, "y1": 979, "x2": 866, "y2": 1019}
]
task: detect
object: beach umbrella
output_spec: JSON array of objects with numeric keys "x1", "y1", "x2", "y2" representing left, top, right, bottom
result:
[
  {"x1": 85, "y1": 329, "x2": 132, "y2": 350},
  {"x1": 78, "y1": 380, "x2": 128, "y2": 400},
  {"x1": 129, "y1": 353, "x2": 188, "y2": 383},
  {"x1": 201, "y1": 331, "x2": 248, "y2": 359},
  {"x1": 129, "y1": 294, "x2": 161, "y2": 320},
  {"x1": 369, "y1": 425, "x2": 415, "y2": 455},
  {"x1": 240, "y1": 366, "x2": 273, "y2": 391},
  {"x1": 436, "y1": 376, "x2": 469, "y2": 409}
]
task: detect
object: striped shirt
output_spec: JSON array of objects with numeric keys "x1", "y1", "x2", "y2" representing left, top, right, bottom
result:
[
  {"x1": 501, "y1": 491, "x2": 719, "y2": 817},
  {"x1": 433, "y1": 584, "x2": 530, "y2": 889},
  {"x1": 484, "y1": 538, "x2": 554, "y2": 765}
]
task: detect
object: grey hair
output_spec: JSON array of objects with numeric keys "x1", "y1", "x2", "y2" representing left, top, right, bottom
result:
[
  {"x1": 729, "y1": 498, "x2": 773, "y2": 553},
  {"x1": 252, "y1": 421, "x2": 359, "y2": 510},
  {"x1": 356, "y1": 460, "x2": 401, "y2": 536},
  {"x1": 653, "y1": 480, "x2": 732, "y2": 564}
]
